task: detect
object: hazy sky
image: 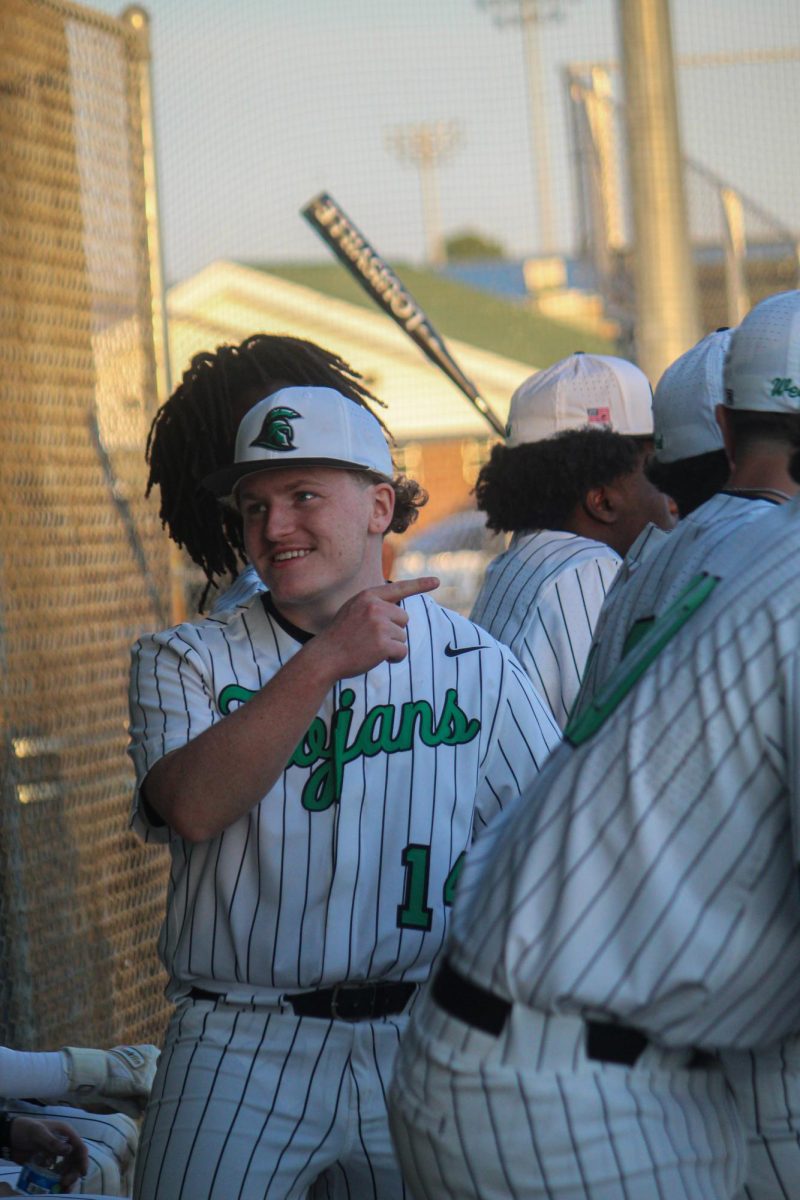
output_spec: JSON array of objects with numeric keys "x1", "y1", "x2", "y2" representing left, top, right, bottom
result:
[{"x1": 89, "y1": 0, "x2": 800, "y2": 284}]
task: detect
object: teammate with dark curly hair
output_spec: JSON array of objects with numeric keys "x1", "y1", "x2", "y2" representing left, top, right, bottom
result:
[
  {"x1": 475, "y1": 427, "x2": 652, "y2": 540},
  {"x1": 470, "y1": 354, "x2": 673, "y2": 729}
]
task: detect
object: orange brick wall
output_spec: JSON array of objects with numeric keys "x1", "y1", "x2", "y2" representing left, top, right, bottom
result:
[{"x1": 383, "y1": 434, "x2": 495, "y2": 571}]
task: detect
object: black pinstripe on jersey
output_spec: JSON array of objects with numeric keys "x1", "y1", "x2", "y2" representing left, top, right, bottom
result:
[{"x1": 471, "y1": 530, "x2": 621, "y2": 729}]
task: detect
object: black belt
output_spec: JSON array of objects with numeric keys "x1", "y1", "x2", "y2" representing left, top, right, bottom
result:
[
  {"x1": 431, "y1": 960, "x2": 713, "y2": 1069},
  {"x1": 189, "y1": 981, "x2": 416, "y2": 1022},
  {"x1": 432, "y1": 958, "x2": 511, "y2": 1036}
]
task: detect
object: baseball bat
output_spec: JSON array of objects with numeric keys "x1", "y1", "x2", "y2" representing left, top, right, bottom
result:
[{"x1": 301, "y1": 192, "x2": 506, "y2": 438}]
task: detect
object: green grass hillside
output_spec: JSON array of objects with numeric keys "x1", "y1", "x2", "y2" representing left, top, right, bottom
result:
[{"x1": 248, "y1": 261, "x2": 615, "y2": 369}]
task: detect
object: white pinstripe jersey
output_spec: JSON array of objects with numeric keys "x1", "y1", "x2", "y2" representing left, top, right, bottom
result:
[
  {"x1": 573, "y1": 492, "x2": 777, "y2": 720},
  {"x1": 447, "y1": 497, "x2": 800, "y2": 1051},
  {"x1": 128, "y1": 591, "x2": 560, "y2": 1005},
  {"x1": 470, "y1": 530, "x2": 621, "y2": 729}
]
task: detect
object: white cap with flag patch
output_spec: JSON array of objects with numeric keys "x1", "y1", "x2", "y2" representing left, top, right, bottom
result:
[
  {"x1": 724, "y1": 290, "x2": 800, "y2": 413},
  {"x1": 505, "y1": 352, "x2": 653, "y2": 446},
  {"x1": 204, "y1": 385, "x2": 394, "y2": 498},
  {"x1": 651, "y1": 328, "x2": 731, "y2": 464}
]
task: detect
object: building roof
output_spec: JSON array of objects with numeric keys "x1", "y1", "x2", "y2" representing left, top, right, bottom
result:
[
  {"x1": 258, "y1": 261, "x2": 615, "y2": 365},
  {"x1": 167, "y1": 260, "x2": 614, "y2": 442}
]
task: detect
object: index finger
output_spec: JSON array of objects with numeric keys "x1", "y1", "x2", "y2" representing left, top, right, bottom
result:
[{"x1": 377, "y1": 576, "x2": 439, "y2": 603}]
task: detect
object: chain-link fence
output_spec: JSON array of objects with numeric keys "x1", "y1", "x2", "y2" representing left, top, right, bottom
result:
[{"x1": 0, "y1": 0, "x2": 171, "y2": 1049}]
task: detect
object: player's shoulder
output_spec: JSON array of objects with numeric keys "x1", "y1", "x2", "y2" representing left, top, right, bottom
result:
[
  {"x1": 706, "y1": 495, "x2": 800, "y2": 589},
  {"x1": 646, "y1": 492, "x2": 791, "y2": 594},
  {"x1": 520, "y1": 529, "x2": 620, "y2": 576},
  {"x1": 132, "y1": 590, "x2": 262, "y2": 657},
  {"x1": 486, "y1": 529, "x2": 619, "y2": 593},
  {"x1": 504, "y1": 527, "x2": 618, "y2": 561},
  {"x1": 693, "y1": 489, "x2": 774, "y2": 522},
  {"x1": 522, "y1": 533, "x2": 621, "y2": 610},
  {"x1": 661, "y1": 492, "x2": 775, "y2": 559},
  {"x1": 556, "y1": 531, "x2": 621, "y2": 566}
]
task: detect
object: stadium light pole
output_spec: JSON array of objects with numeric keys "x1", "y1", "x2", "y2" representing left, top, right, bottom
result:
[
  {"x1": 618, "y1": 0, "x2": 701, "y2": 384},
  {"x1": 386, "y1": 122, "x2": 462, "y2": 267},
  {"x1": 479, "y1": 0, "x2": 578, "y2": 257}
]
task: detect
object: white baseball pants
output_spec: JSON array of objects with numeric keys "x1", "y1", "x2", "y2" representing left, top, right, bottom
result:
[
  {"x1": 388, "y1": 987, "x2": 747, "y2": 1200},
  {"x1": 133, "y1": 995, "x2": 409, "y2": 1200},
  {"x1": 722, "y1": 1037, "x2": 800, "y2": 1200}
]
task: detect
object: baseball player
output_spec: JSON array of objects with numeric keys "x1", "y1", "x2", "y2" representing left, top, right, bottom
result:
[
  {"x1": 128, "y1": 383, "x2": 561, "y2": 1200},
  {"x1": 387, "y1": 297, "x2": 800, "y2": 1200},
  {"x1": 470, "y1": 352, "x2": 674, "y2": 729},
  {"x1": 389, "y1": 482, "x2": 800, "y2": 1200},
  {"x1": 570, "y1": 293, "x2": 800, "y2": 1199},
  {"x1": 581, "y1": 328, "x2": 735, "y2": 623},
  {"x1": 644, "y1": 327, "x2": 733, "y2": 518}
]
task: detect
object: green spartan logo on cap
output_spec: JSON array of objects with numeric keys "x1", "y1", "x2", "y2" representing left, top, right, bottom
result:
[{"x1": 250, "y1": 406, "x2": 303, "y2": 452}]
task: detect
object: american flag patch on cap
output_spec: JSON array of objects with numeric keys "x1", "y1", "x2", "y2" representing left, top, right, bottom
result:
[{"x1": 586, "y1": 406, "x2": 612, "y2": 425}]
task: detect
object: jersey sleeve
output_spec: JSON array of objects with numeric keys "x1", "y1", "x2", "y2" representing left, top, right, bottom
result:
[
  {"x1": 513, "y1": 553, "x2": 620, "y2": 730},
  {"x1": 127, "y1": 628, "x2": 217, "y2": 842},
  {"x1": 472, "y1": 648, "x2": 561, "y2": 837}
]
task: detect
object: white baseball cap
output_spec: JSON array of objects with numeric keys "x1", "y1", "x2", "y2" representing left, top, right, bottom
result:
[
  {"x1": 724, "y1": 290, "x2": 800, "y2": 412},
  {"x1": 204, "y1": 385, "x2": 393, "y2": 497},
  {"x1": 651, "y1": 329, "x2": 731, "y2": 464},
  {"x1": 505, "y1": 352, "x2": 653, "y2": 447}
]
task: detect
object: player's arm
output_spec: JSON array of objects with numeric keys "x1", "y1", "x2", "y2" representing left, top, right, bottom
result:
[{"x1": 137, "y1": 577, "x2": 437, "y2": 842}]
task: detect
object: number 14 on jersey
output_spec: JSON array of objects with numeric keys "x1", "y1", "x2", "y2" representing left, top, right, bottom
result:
[{"x1": 397, "y1": 845, "x2": 466, "y2": 931}]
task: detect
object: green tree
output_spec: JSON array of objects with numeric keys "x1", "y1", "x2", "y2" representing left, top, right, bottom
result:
[{"x1": 445, "y1": 230, "x2": 506, "y2": 262}]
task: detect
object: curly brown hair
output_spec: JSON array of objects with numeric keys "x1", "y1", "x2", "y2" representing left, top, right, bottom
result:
[
  {"x1": 350, "y1": 470, "x2": 427, "y2": 535},
  {"x1": 474, "y1": 427, "x2": 642, "y2": 532}
]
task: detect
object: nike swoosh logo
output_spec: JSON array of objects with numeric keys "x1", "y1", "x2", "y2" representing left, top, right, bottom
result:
[{"x1": 444, "y1": 643, "x2": 487, "y2": 657}]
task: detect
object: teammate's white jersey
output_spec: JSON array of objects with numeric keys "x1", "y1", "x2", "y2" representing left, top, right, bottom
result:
[
  {"x1": 574, "y1": 491, "x2": 777, "y2": 718},
  {"x1": 470, "y1": 530, "x2": 621, "y2": 729},
  {"x1": 128, "y1": 590, "x2": 561, "y2": 1005},
  {"x1": 448, "y1": 497, "x2": 800, "y2": 1051},
  {"x1": 208, "y1": 564, "x2": 263, "y2": 615}
]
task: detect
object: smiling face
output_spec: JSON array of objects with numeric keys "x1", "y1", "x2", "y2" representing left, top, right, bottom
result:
[{"x1": 238, "y1": 466, "x2": 395, "y2": 632}]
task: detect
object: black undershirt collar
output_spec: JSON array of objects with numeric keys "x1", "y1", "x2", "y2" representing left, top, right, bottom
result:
[{"x1": 261, "y1": 592, "x2": 314, "y2": 644}]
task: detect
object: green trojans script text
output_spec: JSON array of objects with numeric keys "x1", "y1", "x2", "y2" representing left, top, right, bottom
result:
[{"x1": 217, "y1": 685, "x2": 481, "y2": 812}]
